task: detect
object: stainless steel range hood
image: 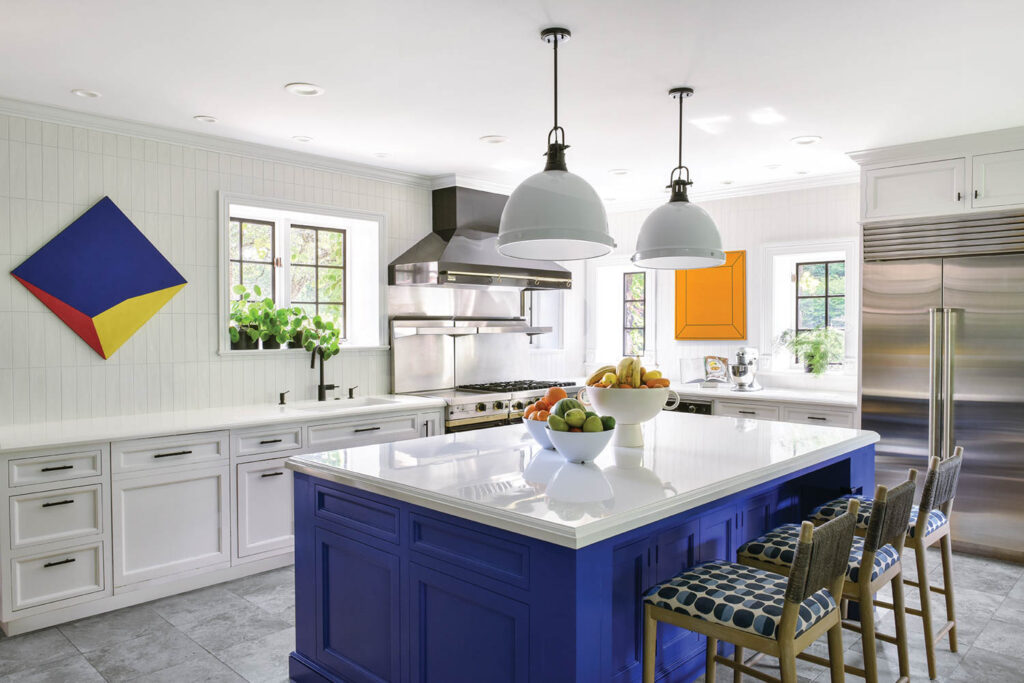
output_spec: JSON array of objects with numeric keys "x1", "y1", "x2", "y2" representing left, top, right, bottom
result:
[{"x1": 388, "y1": 186, "x2": 572, "y2": 290}]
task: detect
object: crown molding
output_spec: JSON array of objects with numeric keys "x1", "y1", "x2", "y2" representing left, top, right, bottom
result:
[
  {"x1": 0, "y1": 96, "x2": 433, "y2": 189},
  {"x1": 429, "y1": 173, "x2": 513, "y2": 196},
  {"x1": 848, "y1": 125, "x2": 1024, "y2": 168}
]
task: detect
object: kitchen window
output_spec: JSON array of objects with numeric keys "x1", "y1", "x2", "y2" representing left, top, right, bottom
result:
[
  {"x1": 623, "y1": 271, "x2": 646, "y2": 356},
  {"x1": 288, "y1": 225, "x2": 346, "y2": 338},
  {"x1": 795, "y1": 260, "x2": 845, "y2": 333},
  {"x1": 228, "y1": 218, "x2": 276, "y2": 298}
]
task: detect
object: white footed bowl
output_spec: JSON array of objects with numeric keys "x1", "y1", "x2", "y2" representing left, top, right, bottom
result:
[
  {"x1": 546, "y1": 427, "x2": 615, "y2": 464},
  {"x1": 523, "y1": 417, "x2": 554, "y2": 449},
  {"x1": 576, "y1": 386, "x2": 679, "y2": 447}
]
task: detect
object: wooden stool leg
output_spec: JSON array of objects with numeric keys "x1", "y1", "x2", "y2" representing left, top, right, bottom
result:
[
  {"x1": 892, "y1": 572, "x2": 911, "y2": 680},
  {"x1": 778, "y1": 638, "x2": 797, "y2": 683},
  {"x1": 643, "y1": 605, "x2": 657, "y2": 683},
  {"x1": 706, "y1": 636, "x2": 718, "y2": 683},
  {"x1": 859, "y1": 584, "x2": 880, "y2": 683},
  {"x1": 915, "y1": 545, "x2": 938, "y2": 679},
  {"x1": 827, "y1": 620, "x2": 845, "y2": 683},
  {"x1": 939, "y1": 533, "x2": 958, "y2": 652},
  {"x1": 733, "y1": 645, "x2": 743, "y2": 683}
]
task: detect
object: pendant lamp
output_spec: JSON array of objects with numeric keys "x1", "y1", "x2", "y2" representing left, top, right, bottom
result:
[
  {"x1": 632, "y1": 87, "x2": 725, "y2": 269},
  {"x1": 497, "y1": 28, "x2": 615, "y2": 261}
]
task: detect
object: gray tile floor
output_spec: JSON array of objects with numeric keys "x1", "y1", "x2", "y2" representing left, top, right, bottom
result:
[{"x1": 1, "y1": 548, "x2": 1022, "y2": 682}]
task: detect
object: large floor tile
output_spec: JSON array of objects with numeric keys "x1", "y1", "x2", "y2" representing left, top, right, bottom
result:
[
  {"x1": 945, "y1": 645, "x2": 1024, "y2": 682},
  {"x1": 182, "y1": 601, "x2": 291, "y2": 653},
  {"x1": 150, "y1": 584, "x2": 254, "y2": 628},
  {"x1": 129, "y1": 651, "x2": 245, "y2": 682},
  {"x1": 225, "y1": 568, "x2": 295, "y2": 615},
  {"x1": 0, "y1": 628, "x2": 79, "y2": 678},
  {"x1": 83, "y1": 623, "x2": 206, "y2": 682},
  {"x1": 0, "y1": 653, "x2": 103, "y2": 683},
  {"x1": 215, "y1": 626, "x2": 295, "y2": 683},
  {"x1": 58, "y1": 604, "x2": 169, "y2": 653}
]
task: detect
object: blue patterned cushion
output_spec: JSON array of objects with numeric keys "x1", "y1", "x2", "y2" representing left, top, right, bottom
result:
[
  {"x1": 809, "y1": 496, "x2": 948, "y2": 539},
  {"x1": 737, "y1": 523, "x2": 901, "y2": 584},
  {"x1": 643, "y1": 561, "x2": 836, "y2": 640}
]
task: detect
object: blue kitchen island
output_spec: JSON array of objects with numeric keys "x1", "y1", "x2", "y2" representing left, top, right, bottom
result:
[{"x1": 285, "y1": 412, "x2": 877, "y2": 683}]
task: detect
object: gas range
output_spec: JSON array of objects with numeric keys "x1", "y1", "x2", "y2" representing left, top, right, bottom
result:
[{"x1": 404, "y1": 380, "x2": 580, "y2": 432}]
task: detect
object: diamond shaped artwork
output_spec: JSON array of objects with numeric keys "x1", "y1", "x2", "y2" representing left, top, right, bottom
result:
[{"x1": 11, "y1": 196, "x2": 187, "y2": 359}]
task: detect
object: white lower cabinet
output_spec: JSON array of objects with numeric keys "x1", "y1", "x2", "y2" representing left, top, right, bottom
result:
[
  {"x1": 11, "y1": 541, "x2": 106, "y2": 611},
  {"x1": 236, "y1": 458, "x2": 293, "y2": 559},
  {"x1": 781, "y1": 405, "x2": 856, "y2": 428},
  {"x1": 708, "y1": 398, "x2": 857, "y2": 427},
  {"x1": 715, "y1": 401, "x2": 781, "y2": 421},
  {"x1": 112, "y1": 465, "x2": 230, "y2": 586}
]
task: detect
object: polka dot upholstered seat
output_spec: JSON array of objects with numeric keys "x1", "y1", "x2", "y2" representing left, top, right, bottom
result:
[
  {"x1": 809, "y1": 495, "x2": 948, "y2": 539},
  {"x1": 642, "y1": 561, "x2": 837, "y2": 639},
  {"x1": 737, "y1": 523, "x2": 900, "y2": 583}
]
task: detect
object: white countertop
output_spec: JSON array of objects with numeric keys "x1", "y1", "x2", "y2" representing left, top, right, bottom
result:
[
  {"x1": 0, "y1": 394, "x2": 446, "y2": 454},
  {"x1": 671, "y1": 384, "x2": 858, "y2": 408},
  {"x1": 287, "y1": 412, "x2": 878, "y2": 549}
]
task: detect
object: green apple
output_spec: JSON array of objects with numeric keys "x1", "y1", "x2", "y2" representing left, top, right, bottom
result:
[
  {"x1": 600, "y1": 415, "x2": 616, "y2": 430},
  {"x1": 582, "y1": 415, "x2": 604, "y2": 432},
  {"x1": 547, "y1": 414, "x2": 569, "y2": 431},
  {"x1": 564, "y1": 408, "x2": 587, "y2": 428}
]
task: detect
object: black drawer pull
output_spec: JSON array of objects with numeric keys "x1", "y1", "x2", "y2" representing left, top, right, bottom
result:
[
  {"x1": 41, "y1": 465, "x2": 74, "y2": 472},
  {"x1": 261, "y1": 471, "x2": 285, "y2": 478},
  {"x1": 43, "y1": 558, "x2": 76, "y2": 568},
  {"x1": 738, "y1": 410, "x2": 756, "y2": 415},
  {"x1": 42, "y1": 499, "x2": 75, "y2": 508},
  {"x1": 259, "y1": 439, "x2": 283, "y2": 445},
  {"x1": 807, "y1": 416, "x2": 828, "y2": 422},
  {"x1": 354, "y1": 426, "x2": 381, "y2": 433},
  {"x1": 154, "y1": 450, "x2": 192, "y2": 458}
]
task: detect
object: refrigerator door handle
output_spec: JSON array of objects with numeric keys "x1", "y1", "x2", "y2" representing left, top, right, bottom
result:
[
  {"x1": 928, "y1": 308, "x2": 944, "y2": 460},
  {"x1": 941, "y1": 308, "x2": 960, "y2": 459}
]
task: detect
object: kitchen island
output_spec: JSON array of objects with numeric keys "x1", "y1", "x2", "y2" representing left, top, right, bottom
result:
[{"x1": 286, "y1": 412, "x2": 877, "y2": 683}]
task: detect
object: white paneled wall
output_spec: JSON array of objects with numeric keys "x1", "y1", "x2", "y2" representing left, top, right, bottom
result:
[
  {"x1": 602, "y1": 183, "x2": 860, "y2": 383},
  {"x1": 0, "y1": 112, "x2": 433, "y2": 426}
]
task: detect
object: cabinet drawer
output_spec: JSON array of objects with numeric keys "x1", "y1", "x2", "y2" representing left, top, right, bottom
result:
[
  {"x1": 10, "y1": 485, "x2": 103, "y2": 549},
  {"x1": 781, "y1": 406, "x2": 855, "y2": 428},
  {"x1": 232, "y1": 425, "x2": 303, "y2": 459},
  {"x1": 112, "y1": 431, "x2": 228, "y2": 474},
  {"x1": 8, "y1": 448, "x2": 104, "y2": 488},
  {"x1": 237, "y1": 458, "x2": 294, "y2": 558},
  {"x1": 715, "y1": 401, "x2": 780, "y2": 421},
  {"x1": 307, "y1": 414, "x2": 421, "y2": 451},
  {"x1": 12, "y1": 541, "x2": 105, "y2": 611}
]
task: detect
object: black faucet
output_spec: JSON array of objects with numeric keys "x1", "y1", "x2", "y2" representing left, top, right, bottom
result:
[
  {"x1": 310, "y1": 347, "x2": 336, "y2": 401},
  {"x1": 348, "y1": 385, "x2": 358, "y2": 399}
]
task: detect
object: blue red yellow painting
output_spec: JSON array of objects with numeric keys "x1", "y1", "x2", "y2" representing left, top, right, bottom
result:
[{"x1": 11, "y1": 196, "x2": 187, "y2": 359}]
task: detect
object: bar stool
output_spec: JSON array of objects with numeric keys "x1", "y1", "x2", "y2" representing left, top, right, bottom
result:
[
  {"x1": 737, "y1": 476, "x2": 918, "y2": 683},
  {"x1": 809, "y1": 448, "x2": 963, "y2": 679},
  {"x1": 642, "y1": 501, "x2": 859, "y2": 683}
]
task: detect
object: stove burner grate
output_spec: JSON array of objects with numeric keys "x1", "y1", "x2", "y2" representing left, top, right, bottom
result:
[{"x1": 456, "y1": 380, "x2": 575, "y2": 394}]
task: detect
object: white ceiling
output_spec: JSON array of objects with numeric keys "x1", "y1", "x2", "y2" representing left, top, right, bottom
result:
[{"x1": 4, "y1": 0, "x2": 1023, "y2": 202}]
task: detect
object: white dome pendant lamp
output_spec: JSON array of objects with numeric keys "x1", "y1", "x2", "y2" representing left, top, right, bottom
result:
[
  {"x1": 497, "y1": 27, "x2": 615, "y2": 261},
  {"x1": 632, "y1": 87, "x2": 725, "y2": 269}
]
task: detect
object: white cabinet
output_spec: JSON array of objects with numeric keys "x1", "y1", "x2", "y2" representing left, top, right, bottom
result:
[
  {"x1": 780, "y1": 405, "x2": 856, "y2": 428},
  {"x1": 231, "y1": 424, "x2": 303, "y2": 461},
  {"x1": 112, "y1": 465, "x2": 230, "y2": 587},
  {"x1": 307, "y1": 413, "x2": 423, "y2": 451},
  {"x1": 419, "y1": 411, "x2": 442, "y2": 438},
  {"x1": 236, "y1": 458, "x2": 293, "y2": 559},
  {"x1": 11, "y1": 541, "x2": 106, "y2": 611},
  {"x1": 714, "y1": 401, "x2": 781, "y2": 421},
  {"x1": 10, "y1": 484, "x2": 103, "y2": 549},
  {"x1": 863, "y1": 158, "x2": 966, "y2": 220},
  {"x1": 972, "y1": 149, "x2": 1024, "y2": 208},
  {"x1": 112, "y1": 431, "x2": 228, "y2": 474}
]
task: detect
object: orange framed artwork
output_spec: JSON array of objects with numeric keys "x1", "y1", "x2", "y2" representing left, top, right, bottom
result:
[{"x1": 674, "y1": 250, "x2": 747, "y2": 340}]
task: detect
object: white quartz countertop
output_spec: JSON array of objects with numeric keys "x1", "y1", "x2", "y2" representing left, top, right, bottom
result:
[
  {"x1": 287, "y1": 412, "x2": 878, "y2": 549},
  {"x1": 670, "y1": 384, "x2": 858, "y2": 408},
  {"x1": 0, "y1": 394, "x2": 446, "y2": 454}
]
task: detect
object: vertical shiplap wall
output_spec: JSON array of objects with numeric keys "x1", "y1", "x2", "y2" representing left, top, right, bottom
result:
[
  {"x1": 0, "y1": 112, "x2": 433, "y2": 426},
  {"x1": 604, "y1": 183, "x2": 860, "y2": 380}
]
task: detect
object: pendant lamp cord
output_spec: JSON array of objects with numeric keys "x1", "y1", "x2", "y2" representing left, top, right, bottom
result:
[
  {"x1": 670, "y1": 91, "x2": 691, "y2": 189},
  {"x1": 547, "y1": 34, "x2": 565, "y2": 147}
]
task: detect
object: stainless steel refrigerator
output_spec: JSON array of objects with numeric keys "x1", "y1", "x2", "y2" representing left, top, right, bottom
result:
[{"x1": 862, "y1": 210, "x2": 1024, "y2": 561}]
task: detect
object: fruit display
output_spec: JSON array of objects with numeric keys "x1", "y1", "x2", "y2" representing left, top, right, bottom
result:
[
  {"x1": 524, "y1": 395, "x2": 615, "y2": 433},
  {"x1": 585, "y1": 357, "x2": 671, "y2": 389}
]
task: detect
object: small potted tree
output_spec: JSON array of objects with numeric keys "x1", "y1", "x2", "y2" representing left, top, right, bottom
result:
[{"x1": 778, "y1": 327, "x2": 844, "y2": 375}]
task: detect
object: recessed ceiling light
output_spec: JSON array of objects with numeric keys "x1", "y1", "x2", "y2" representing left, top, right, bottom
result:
[
  {"x1": 479, "y1": 135, "x2": 508, "y2": 144},
  {"x1": 71, "y1": 89, "x2": 101, "y2": 99},
  {"x1": 689, "y1": 115, "x2": 732, "y2": 135},
  {"x1": 291, "y1": 135, "x2": 313, "y2": 142},
  {"x1": 790, "y1": 135, "x2": 822, "y2": 145},
  {"x1": 373, "y1": 152, "x2": 392, "y2": 158},
  {"x1": 764, "y1": 163, "x2": 783, "y2": 170},
  {"x1": 721, "y1": 180, "x2": 734, "y2": 185},
  {"x1": 608, "y1": 168, "x2": 629, "y2": 176},
  {"x1": 795, "y1": 170, "x2": 809, "y2": 175},
  {"x1": 284, "y1": 82, "x2": 324, "y2": 97},
  {"x1": 193, "y1": 115, "x2": 217, "y2": 123},
  {"x1": 749, "y1": 107, "x2": 785, "y2": 125}
]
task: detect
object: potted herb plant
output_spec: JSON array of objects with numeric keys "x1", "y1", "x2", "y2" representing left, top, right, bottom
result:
[
  {"x1": 228, "y1": 285, "x2": 262, "y2": 350},
  {"x1": 778, "y1": 327, "x2": 844, "y2": 375}
]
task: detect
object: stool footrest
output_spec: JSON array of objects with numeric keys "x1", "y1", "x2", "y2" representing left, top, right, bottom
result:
[
  {"x1": 796, "y1": 650, "x2": 868, "y2": 678},
  {"x1": 903, "y1": 578, "x2": 947, "y2": 595},
  {"x1": 712, "y1": 654, "x2": 777, "y2": 683},
  {"x1": 842, "y1": 619, "x2": 899, "y2": 645}
]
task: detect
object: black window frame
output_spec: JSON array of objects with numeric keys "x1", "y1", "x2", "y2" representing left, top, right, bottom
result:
[
  {"x1": 228, "y1": 217, "x2": 276, "y2": 299},
  {"x1": 794, "y1": 260, "x2": 845, "y2": 334},
  {"x1": 622, "y1": 271, "x2": 646, "y2": 357},
  {"x1": 288, "y1": 223, "x2": 347, "y2": 340}
]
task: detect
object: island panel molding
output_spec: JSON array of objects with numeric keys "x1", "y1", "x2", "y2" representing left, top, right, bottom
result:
[{"x1": 674, "y1": 250, "x2": 747, "y2": 340}]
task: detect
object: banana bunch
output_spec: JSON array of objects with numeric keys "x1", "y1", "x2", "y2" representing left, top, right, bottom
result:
[
  {"x1": 616, "y1": 357, "x2": 643, "y2": 388},
  {"x1": 585, "y1": 365, "x2": 616, "y2": 386}
]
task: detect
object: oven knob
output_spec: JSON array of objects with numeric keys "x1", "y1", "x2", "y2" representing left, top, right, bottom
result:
[
  {"x1": 512, "y1": 401, "x2": 524, "y2": 411},
  {"x1": 475, "y1": 402, "x2": 487, "y2": 412},
  {"x1": 688, "y1": 405, "x2": 697, "y2": 413},
  {"x1": 493, "y1": 401, "x2": 505, "y2": 410}
]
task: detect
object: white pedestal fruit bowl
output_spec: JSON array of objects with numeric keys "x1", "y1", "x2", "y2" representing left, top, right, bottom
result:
[{"x1": 577, "y1": 386, "x2": 679, "y2": 447}]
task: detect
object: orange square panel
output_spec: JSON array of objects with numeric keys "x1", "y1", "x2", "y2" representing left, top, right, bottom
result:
[{"x1": 674, "y1": 250, "x2": 746, "y2": 340}]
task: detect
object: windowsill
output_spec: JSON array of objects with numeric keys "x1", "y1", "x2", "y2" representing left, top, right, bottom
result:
[{"x1": 217, "y1": 345, "x2": 389, "y2": 357}]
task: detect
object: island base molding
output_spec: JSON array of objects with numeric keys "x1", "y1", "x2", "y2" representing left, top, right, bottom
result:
[{"x1": 290, "y1": 445, "x2": 874, "y2": 683}]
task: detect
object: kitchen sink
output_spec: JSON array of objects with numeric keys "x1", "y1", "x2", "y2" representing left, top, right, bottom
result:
[{"x1": 290, "y1": 397, "x2": 398, "y2": 411}]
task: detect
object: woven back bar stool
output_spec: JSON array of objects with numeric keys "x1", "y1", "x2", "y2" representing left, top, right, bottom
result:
[
  {"x1": 810, "y1": 448, "x2": 964, "y2": 679},
  {"x1": 641, "y1": 501, "x2": 859, "y2": 683},
  {"x1": 737, "y1": 476, "x2": 918, "y2": 683}
]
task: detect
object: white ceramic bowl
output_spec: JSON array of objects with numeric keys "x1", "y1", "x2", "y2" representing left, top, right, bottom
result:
[
  {"x1": 523, "y1": 417, "x2": 554, "y2": 449},
  {"x1": 576, "y1": 386, "x2": 679, "y2": 447},
  {"x1": 546, "y1": 427, "x2": 614, "y2": 464}
]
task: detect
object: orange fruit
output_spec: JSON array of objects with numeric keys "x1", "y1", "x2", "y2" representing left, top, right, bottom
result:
[
  {"x1": 533, "y1": 399, "x2": 550, "y2": 412},
  {"x1": 570, "y1": 427, "x2": 582, "y2": 432},
  {"x1": 544, "y1": 386, "x2": 568, "y2": 405},
  {"x1": 638, "y1": 385, "x2": 649, "y2": 389},
  {"x1": 534, "y1": 410, "x2": 550, "y2": 421},
  {"x1": 523, "y1": 404, "x2": 537, "y2": 418},
  {"x1": 618, "y1": 384, "x2": 633, "y2": 389}
]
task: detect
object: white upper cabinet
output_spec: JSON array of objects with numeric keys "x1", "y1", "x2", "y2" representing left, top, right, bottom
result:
[
  {"x1": 972, "y1": 149, "x2": 1024, "y2": 208},
  {"x1": 863, "y1": 158, "x2": 966, "y2": 220}
]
